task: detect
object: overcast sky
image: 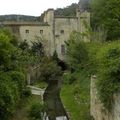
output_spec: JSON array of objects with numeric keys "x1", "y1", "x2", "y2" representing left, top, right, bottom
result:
[{"x1": 0, "y1": 0, "x2": 78, "y2": 16}]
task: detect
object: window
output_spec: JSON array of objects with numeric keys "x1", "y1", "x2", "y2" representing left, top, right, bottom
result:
[
  {"x1": 61, "y1": 45, "x2": 65, "y2": 54},
  {"x1": 25, "y1": 29, "x2": 29, "y2": 33},
  {"x1": 55, "y1": 35, "x2": 59, "y2": 38},
  {"x1": 60, "y1": 30, "x2": 64, "y2": 34},
  {"x1": 40, "y1": 30, "x2": 43, "y2": 34}
]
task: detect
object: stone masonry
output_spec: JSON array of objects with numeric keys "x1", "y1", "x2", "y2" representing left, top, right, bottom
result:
[
  {"x1": 90, "y1": 75, "x2": 120, "y2": 120},
  {"x1": 0, "y1": 9, "x2": 90, "y2": 60}
]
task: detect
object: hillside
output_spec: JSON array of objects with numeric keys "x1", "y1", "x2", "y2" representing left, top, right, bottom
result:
[
  {"x1": 0, "y1": 1, "x2": 90, "y2": 22},
  {"x1": 55, "y1": 3, "x2": 78, "y2": 17},
  {"x1": 78, "y1": 0, "x2": 90, "y2": 12},
  {"x1": 0, "y1": 14, "x2": 40, "y2": 22},
  {"x1": 0, "y1": 3, "x2": 78, "y2": 22}
]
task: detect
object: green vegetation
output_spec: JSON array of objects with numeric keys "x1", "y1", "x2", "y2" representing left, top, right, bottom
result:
[
  {"x1": 0, "y1": 3, "x2": 78, "y2": 23},
  {"x1": 95, "y1": 41, "x2": 120, "y2": 110},
  {"x1": 38, "y1": 57, "x2": 62, "y2": 83},
  {"x1": 55, "y1": 3, "x2": 77, "y2": 17},
  {"x1": 0, "y1": 28, "x2": 43, "y2": 120},
  {"x1": 34, "y1": 81, "x2": 47, "y2": 89},
  {"x1": 0, "y1": 3, "x2": 77, "y2": 22},
  {"x1": 0, "y1": 15, "x2": 39, "y2": 22},
  {"x1": 65, "y1": 31, "x2": 89, "y2": 70},
  {"x1": 0, "y1": 29, "x2": 27, "y2": 120},
  {"x1": 13, "y1": 95, "x2": 42, "y2": 120},
  {"x1": 61, "y1": 32, "x2": 91, "y2": 120},
  {"x1": 28, "y1": 102, "x2": 46, "y2": 120},
  {"x1": 91, "y1": 0, "x2": 120, "y2": 40},
  {"x1": 78, "y1": 0, "x2": 90, "y2": 11},
  {"x1": 62, "y1": 30, "x2": 120, "y2": 118},
  {"x1": 1, "y1": 1, "x2": 120, "y2": 118},
  {"x1": 61, "y1": 70, "x2": 90, "y2": 120}
]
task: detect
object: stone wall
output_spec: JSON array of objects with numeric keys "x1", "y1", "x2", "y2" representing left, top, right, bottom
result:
[
  {"x1": 54, "y1": 17, "x2": 78, "y2": 60},
  {"x1": 1, "y1": 9, "x2": 90, "y2": 59},
  {"x1": 90, "y1": 75, "x2": 120, "y2": 120},
  {"x1": 19, "y1": 25, "x2": 53, "y2": 56}
]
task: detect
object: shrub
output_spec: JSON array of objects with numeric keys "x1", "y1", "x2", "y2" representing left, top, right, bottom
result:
[
  {"x1": 96, "y1": 41, "x2": 120, "y2": 110},
  {"x1": 8, "y1": 71, "x2": 25, "y2": 95},
  {"x1": 28, "y1": 102, "x2": 46, "y2": 120},
  {"x1": 63, "y1": 72, "x2": 77, "y2": 84},
  {"x1": 39, "y1": 57, "x2": 63, "y2": 83},
  {"x1": 22, "y1": 88, "x2": 32, "y2": 98},
  {"x1": 66, "y1": 31, "x2": 89, "y2": 70},
  {"x1": 0, "y1": 72, "x2": 19, "y2": 120},
  {"x1": 62, "y1": 72, "x2": 71, "y2": 84}
]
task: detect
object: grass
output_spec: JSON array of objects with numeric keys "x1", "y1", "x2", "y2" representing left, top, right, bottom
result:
[
  {"x1": 13, "y1": 95, "x2": 42, "y2": 120},
  {"x1": 34, "y1": 81, "x2": 48, "y2": 89},
  {"x1": 61, "y1": 70, "x2": 91, "y2": 120}
]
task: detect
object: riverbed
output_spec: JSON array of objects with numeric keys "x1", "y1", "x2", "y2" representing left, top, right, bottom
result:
[{"x1": 43, "y1": 80, "x2": 69, "y2": 120}]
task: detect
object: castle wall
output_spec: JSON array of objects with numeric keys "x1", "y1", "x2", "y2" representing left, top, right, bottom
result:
[
  {"x1": 19, "y1": 25, "x2": 53, "y2": 56},
  {"x1": 77, "y1": 11, "x2": 90, "y2": 42},
  {"x1": 90, "y1": 76, "x2": 120, "y2": 120},
  {"x1": 1, "y1": 9, "x2": 90, "y2": 59},
  {"x1": 54, "y1": 17, "x2": 78, "y2": 60},
  {"x1": 43, "y1": 9, "x2": 55, "y2": 55}
]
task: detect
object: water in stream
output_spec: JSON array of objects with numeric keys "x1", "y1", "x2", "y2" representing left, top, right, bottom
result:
[{"x1": 43, "y1": 80, "x2": 69, "y2": 120}]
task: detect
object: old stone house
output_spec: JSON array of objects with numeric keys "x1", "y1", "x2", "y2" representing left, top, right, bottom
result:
[{"x1": 0, "y1": 9, "x2": 90, "y2": 59}]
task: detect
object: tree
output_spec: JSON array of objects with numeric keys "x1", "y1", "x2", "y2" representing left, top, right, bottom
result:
[
  {"x1": 91, "y1": 0, "x2": 120, "y2": 40},
  {"x1": 19, "y1": 39, "x2": 29, "y2": 51},
  {"x1": 66, "y1": 31, "x2": 89, "y2": 70},
  {"x1": 0, "y1": 72, "x2": 19, "y2": 120},
  {"x1": 39, "y1": 57, "x2": 62, "y2": 83},
  {"x1": 0, "y1": 29, "x2": 27, "y2": 120},
  {"x1": 28, "y1": 102, "x2": 47, "y2": 120},
  {"x1": 95, "y1": 41, "x2": 120, "y2": 110},
  {"x1": 0, "y1": 30, "x2": 16, "y2": 71},
  {"x1": 52, "y1": 50, "x2": 67, "y2": 71},
  {"x1": 31, "y1": 39, "x2": 44, "y2": 57},
  {"x1": 55, "y1": 3, "x2": 77, "y2": 17}
]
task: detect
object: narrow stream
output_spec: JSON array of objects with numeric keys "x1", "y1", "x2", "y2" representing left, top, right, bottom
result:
[{"x1": 43, "y1": 80, "x2": 69, "y2": 120}]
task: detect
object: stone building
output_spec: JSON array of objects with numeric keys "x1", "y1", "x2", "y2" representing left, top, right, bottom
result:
[{"x1": 0, "y1": 8, "x2": 90, "y2": 60}]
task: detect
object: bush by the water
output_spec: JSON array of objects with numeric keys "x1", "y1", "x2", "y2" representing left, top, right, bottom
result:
[
  {"x1": 39, "y1": 57, "x2": 63, "y2": 83},
  {"x1": 28, "y1": 102, "x2": 46, "y2": 120}
]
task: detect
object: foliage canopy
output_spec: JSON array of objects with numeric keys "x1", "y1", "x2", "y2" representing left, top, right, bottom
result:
[
  {"x1": 66, "y1": 31, "x2": 89, "y2": 70},
  {"x1": 96, "y1": 41, "x2": 120, "y2": 110},
  {"x1": 91, "y1": 0, "x2": 120, "y2": 40}
]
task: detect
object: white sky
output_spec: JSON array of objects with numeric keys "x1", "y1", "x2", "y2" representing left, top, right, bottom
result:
[{"x1": 0, "y1": 0, "x2": 78, "y2": 16}]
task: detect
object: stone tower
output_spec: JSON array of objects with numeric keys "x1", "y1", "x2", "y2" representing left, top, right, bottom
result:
[
  {"x1": 43, "y1": 9, "x2": 55, "y2": 56},
  {"x1": 77, "y1": 0, "x2": 90, "y2": 42}
]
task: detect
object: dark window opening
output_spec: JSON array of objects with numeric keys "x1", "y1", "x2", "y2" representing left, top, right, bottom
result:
[
  {"x1": 25, "y1": 30, "x2": 29, "y2": 33},
  {"x1": 60, "y1": 30, "x2": 64, "y2": 34},
  {"x1": 61, "y1": 45, "x2": 65, "y2": 54},
  {"x1": 58, "y1": 59, "x2": 67, "y2": 71},
  {"x1": 40, "y1": 30, "x2": 43, "y2": 34},
  {"x1": 55, "y1": 35, "x2": 59, "y2": 37}
]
